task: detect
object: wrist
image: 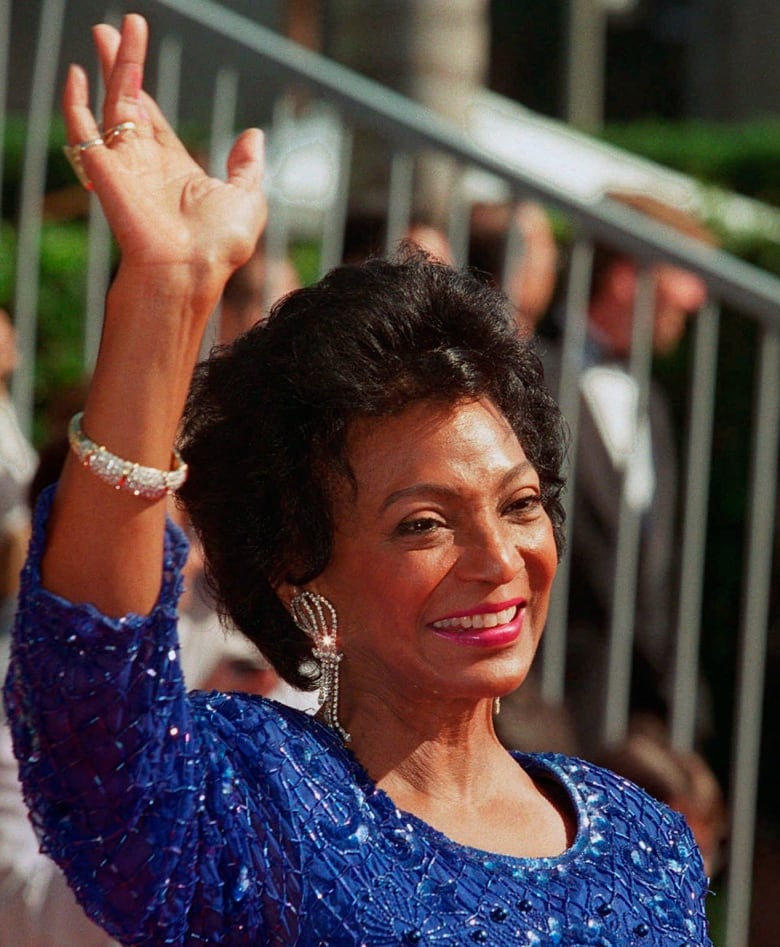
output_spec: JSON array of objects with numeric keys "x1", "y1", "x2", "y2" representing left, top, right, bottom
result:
[{"x1": 108, "y1": 259, "x2": 231, "y2": 322}]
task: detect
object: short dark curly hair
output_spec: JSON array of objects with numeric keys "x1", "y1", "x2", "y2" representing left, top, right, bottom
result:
[{"x1": 178, "y1": 252, "x2": 568, "y2": 689}]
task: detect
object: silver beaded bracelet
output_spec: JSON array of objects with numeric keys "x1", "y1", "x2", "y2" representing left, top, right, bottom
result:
[{"x1": 67, "y1": 411, "x2": 189, "y2": 500}]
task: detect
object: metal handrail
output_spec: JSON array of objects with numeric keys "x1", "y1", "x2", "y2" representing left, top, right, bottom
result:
[{"x1": 143, "y1": 0, "x2": 780, "y2": 327}]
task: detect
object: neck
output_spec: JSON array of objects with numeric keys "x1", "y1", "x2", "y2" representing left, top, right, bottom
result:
[{"x1": 344, "y1": 689, "x2": 506, "y2": 800}]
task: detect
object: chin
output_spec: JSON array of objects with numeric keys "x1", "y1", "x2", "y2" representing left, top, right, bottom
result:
[{"x1": 460, "y1": 654, "x2": 536, "y2": 701}]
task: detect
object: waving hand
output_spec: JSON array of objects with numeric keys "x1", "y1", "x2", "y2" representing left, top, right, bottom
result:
[{"x1": 63, "y1": 14, "x2": 266, "y2": 278}]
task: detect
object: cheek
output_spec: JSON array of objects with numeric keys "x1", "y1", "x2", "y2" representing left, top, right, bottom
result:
[
  {"x1": 526, "y1": 520, "x2": 558, "y2": 591},
  {"x1": 355, "y1": 549, "x2": 455, "y2": 629}
]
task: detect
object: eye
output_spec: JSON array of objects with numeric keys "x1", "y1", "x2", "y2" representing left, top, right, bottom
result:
[
  {"x1": 394, "y1": 516, "x2": 445, "y2": 537},
  {"x1": 503, "y1": 493, "x2": 543, "y2": 520}
]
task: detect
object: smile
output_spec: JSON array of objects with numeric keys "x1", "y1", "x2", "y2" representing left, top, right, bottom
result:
[{"x1": 431, "y1": 604, "x2": 518, "y2": 631}]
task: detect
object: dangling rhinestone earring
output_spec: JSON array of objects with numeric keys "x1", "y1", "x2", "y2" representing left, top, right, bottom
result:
[{"x1": 289, "y1": 590, "x2": 351, "y2": 742}]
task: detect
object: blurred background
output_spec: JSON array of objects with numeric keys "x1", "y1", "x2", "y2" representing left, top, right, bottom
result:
[{"x1": 2, "y1": 2, "x2": 780, "y2": 945}]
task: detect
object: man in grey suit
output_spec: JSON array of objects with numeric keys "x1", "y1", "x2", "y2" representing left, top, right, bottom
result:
[{"x1": 542, "y1": 192, "x2": 714, "y2": 756}]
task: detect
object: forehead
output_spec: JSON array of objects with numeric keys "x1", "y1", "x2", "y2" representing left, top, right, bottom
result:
[{"x1": 339, "y1": 397, "x2": 528, "y2": 501}]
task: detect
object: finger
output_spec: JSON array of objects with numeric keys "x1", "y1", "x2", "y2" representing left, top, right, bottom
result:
[
  {"x1": 62, "y1": 64, "x2": 100, "y2": 144},
  {"x1": 100, "y1": 14, "x2": 149, "y2": 130},
  {"x1": 93, "y1": 21, "x2": 177, "y2": 145},
  {"x1": 62, "y1": 64, "x2": 104, "y2": 190},
  {"x1": 97, "y1": 16, "x2": 182, "y2": 149},
  {"x1": 226, "y1": 129, "x2": 265, "y2": 194},
  {"x1": 92, "y1": 23, "x2": 121, "y2": 91}
]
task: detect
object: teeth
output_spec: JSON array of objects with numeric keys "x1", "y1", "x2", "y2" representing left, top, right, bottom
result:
[{"x1": 432, "y1": 605, "x2": 517, "y2": 631}]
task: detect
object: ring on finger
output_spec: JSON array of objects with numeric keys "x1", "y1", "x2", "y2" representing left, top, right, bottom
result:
[
  {"x1": 63, "y1": 135, "x2": 104, "y2": 190},
  {"x1": 103, "y1": 120, "x2": 137, "y2": 146}
]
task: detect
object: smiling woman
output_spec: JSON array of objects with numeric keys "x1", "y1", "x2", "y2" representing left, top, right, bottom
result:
[
  {"x1": 3, "y1": 13, "x2": 713, "y2": 947},
  {"x1": 306, "y1": 399, "x2": 557, "y2": 718}
]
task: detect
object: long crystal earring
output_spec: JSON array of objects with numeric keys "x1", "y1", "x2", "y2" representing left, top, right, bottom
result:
[{"x1": 289, "y1": 590, "x2": 351, "y2": 742}]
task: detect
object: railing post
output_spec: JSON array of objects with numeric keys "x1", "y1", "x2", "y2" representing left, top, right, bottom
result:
[
  {"x1": 725, "y1": 325, "x2": 780, "y2": 947},
  {"x1": 541, "y1": 236, "x2": 592, "y2": 704},
  {"x1": 602, "y1": 265, "x2": 656, "y2": 746},
  {"x1": 670, "y1": 300, "x2": 720, "y2": 752},
  {"x1": 385, "y1": 151, "x2": 415, "y2": 256},
  {"x1": 10, "y1": 0, "x2": 67, "y2": 436},
  {"x1": 565, "y1": 0, "x2": 607, "y2": 132}
]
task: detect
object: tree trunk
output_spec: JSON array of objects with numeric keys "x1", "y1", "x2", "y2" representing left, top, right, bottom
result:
[{"x1": 321, "y1": 0, "x2": 489, "y2": 226}]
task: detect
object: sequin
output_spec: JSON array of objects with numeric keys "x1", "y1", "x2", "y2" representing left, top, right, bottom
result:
[{"x1": 3, "y1": 489, "x2": 714, "y2": 946}]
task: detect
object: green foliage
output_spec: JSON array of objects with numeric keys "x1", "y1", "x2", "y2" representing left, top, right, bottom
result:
[
  {"x1": 35, "y1": 221, "x2": 92, "y2": 407},
  {"x1": 0, "y1": 223, "x2": 15, "y2": 306},
  {"x1": 290, "y1": 239, "x2": 321, "y2": 286},
  {"x1": 1, "y1": 219, "x2": 93, "y2": 444},
  {"x1": 601, "y1": 118, "x2": 780, "y2": 209}
]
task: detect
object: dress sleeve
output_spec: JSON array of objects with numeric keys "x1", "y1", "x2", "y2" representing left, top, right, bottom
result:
[
  {"x1": 667, "y1": 809, "x2": 714, "y2": 945},
  {"x1": 0, "y1": 725, "x2": 117, "y2": 947},
  {"x1": 1, "y1": 485, "x2": 211, "y2": 943}
]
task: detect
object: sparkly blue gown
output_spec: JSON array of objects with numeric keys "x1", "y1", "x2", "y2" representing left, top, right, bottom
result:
[{"x1": 4, "y1": 491, "x2": 712, "y2": 946}]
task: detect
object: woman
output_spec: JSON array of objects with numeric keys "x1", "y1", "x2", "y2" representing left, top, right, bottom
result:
[{"x1": 4, "y1": 15, "x2": 711, "y2": 946}]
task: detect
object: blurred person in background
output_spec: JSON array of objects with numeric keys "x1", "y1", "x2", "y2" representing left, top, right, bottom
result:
[
  {"x1": 538, "y1": 190, "x2": 718, "y2": 761},
  {"x1": 0, "y1": 310, "x2": 37, "y2": 638},
  {"x1": 218, "y1": 234, "x2": 301, "y2": 344},
  {"x1": 469, "y1": 199, "x2": 560, "y2": 335},
  {"x1": 341, "y1": 212, "x2": 454, "y2": 266}
]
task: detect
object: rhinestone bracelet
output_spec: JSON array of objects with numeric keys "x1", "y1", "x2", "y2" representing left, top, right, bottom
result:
[{"x1": 67, "y1": 411, "x2": 188, "y2": 500}]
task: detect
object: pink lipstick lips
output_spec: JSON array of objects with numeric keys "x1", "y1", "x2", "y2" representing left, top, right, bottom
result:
[{"x1": 428, "y1": 599, "x2": 526, "y2": 647}]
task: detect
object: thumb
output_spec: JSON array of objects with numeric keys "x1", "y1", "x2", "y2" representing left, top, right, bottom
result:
[{"x1": 226, "y1": 128, "x2": 264, "y2": 194}]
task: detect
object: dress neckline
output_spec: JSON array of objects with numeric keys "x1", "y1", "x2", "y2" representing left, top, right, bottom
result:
[{"x1": 334, "y1": 736, "x2": 591, "y2": 868}]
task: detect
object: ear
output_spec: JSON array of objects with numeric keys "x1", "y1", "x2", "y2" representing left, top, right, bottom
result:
[{"x1": 275, "y1": 581, "x2": 299, "y2": 611}]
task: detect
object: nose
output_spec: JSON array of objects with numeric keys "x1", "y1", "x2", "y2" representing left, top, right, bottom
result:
[{"x1": 456, "y1": 520, "x2": 523, "y2": 586}]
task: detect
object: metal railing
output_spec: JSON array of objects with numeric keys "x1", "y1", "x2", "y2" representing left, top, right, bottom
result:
[{"x1": 5, "y1": 1, "x2": 780, "y2": 944}]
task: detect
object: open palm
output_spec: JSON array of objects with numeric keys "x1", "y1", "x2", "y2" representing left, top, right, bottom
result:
[{"x1": 63, "y1": 15, "x2": 266, "y2": 277}]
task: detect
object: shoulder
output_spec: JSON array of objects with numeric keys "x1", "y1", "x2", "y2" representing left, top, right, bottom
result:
[
  {"x1": 189, "y1": 691, "x2": 352, "y2": 783},
  {"x1": 187, "y1": 693, "x2": 376, "y2": 846},
  {"x1": 189, "y1": 689, "x2": 327, "y2": 741},
  {"x1": 517, "y1": 751, "x2": 700, "y2": 854},
  {"x1": 513, "y1": 752, "x2": 712, "y2": 942}
]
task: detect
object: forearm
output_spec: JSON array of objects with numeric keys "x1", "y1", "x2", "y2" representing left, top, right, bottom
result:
[
  {"x1": 42, "y1": 264, "x2": 225, "y2": 617},
  {"x1": 41, "y1": 13, "x2": 265, "y2": 618}
]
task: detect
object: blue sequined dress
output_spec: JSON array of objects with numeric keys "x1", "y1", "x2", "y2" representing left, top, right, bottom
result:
[{"x1": 4, "y1": 490, "x2": 712, "y2": 946}]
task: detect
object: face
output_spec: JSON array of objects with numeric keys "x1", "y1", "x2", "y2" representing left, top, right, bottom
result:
[
  {"x1": 652, "y1": 264, "x2": 708, "y2": 355},
  {"x1": 593, "y1": 260, "x2": 708, "y2": 357},
  {"x1": 301, "y1": 397, "x2": 558, "y2": 709},
  {"x1": 507, "y1": 202, "x2": 559, "y2": 331}
]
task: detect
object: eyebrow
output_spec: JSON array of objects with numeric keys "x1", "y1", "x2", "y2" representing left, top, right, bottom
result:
[{"x1": 379, "y1": 461, "x2": 535, "y2": 512}]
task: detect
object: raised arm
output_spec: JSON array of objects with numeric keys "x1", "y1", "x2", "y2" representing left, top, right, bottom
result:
[{"x1": 43, "y1": 14, "x2": 266, "y2": 616}]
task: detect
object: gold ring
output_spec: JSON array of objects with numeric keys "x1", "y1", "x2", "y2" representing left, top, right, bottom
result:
[
  {"x1": 103, "y1": 121, "x2": 137, "y2": 146},
  {"x1": 63, "y1": 136, "x2": 104, "y2": 190}
]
